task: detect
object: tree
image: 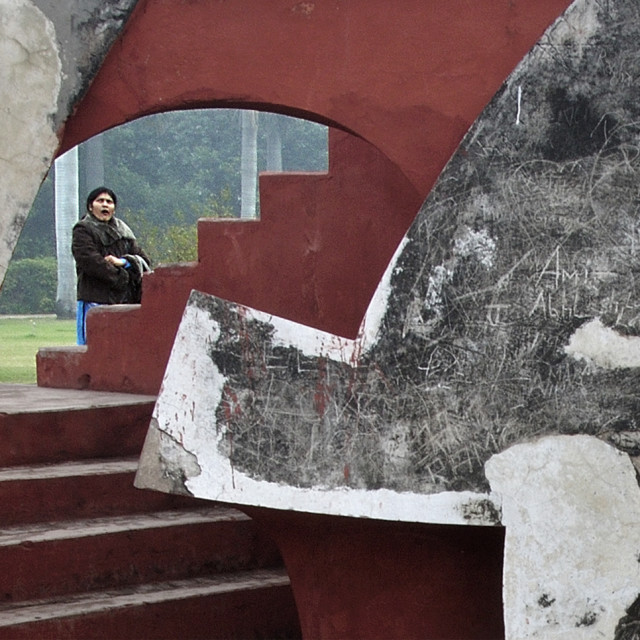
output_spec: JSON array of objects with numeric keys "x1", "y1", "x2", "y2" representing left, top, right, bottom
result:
[
  {"x1": 12, "y1": 109, "x2": 329, "y2": 264},
  {"x1": 53, "y1": 148, "x2": 78, "y2": 318},
  {"x1": 11, "y1": 174, "x2": 55, "y2": 260},
  {"x1": 83, "y1": 133, "x2": 105, "y2": 191},
  {"x1": 0, "y1": 257, "x2": 56, "y2": 314},
  {"x1": 240, "y1": 110, "x2": 258, "y2": 219}
]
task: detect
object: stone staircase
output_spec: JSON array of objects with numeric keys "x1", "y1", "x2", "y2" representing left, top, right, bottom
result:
[
  {"x1": 36, "y1": 131, "x2": 421, "y2": 398},
  {"x1": 0, "y1": 385, "x2": 301, "y2": 639}
]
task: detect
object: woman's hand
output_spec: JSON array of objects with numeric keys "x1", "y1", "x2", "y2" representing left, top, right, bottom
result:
[{"x1": 105, "y1": 254, "x2": 126, "y2": 267}]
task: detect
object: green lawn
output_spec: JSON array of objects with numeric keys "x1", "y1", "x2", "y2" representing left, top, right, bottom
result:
[{"x1": 0, "y1": 316, "x2": 76, "y2": 383}]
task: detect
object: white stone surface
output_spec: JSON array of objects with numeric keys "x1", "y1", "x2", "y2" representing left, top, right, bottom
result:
[
  {"x1": 0, "y1": 0, "x2": 61, "y2": 280},
  {"x1": 565, "y1": 317, "x2": 640, "y2": 369},
  {"x1": 137, "y1": 298, "x2": 498, "y2": 526},
  {"x1": 486, "y1": 435, "x2": 640, "y2": 639}
]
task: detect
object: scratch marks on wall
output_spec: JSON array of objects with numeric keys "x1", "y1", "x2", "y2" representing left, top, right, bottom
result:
[{"x1": 141, "y1": 0, "x2": 640, "y2": 499}]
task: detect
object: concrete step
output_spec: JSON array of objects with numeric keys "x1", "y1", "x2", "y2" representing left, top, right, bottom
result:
[
  {"x1": 0, "y1": 385, "x2": 300, "y2": 637},
  {"x1": 0, "y1": 568, "x2": 301, "y2": 639},
  {"x1": 0, "y1": 384, "x2": 155, "y2": 467},
  {"x1": 0, "y1": 457, "x2": 208, "y2": 525},
  {"x1": 0, "y1": 507, "x2": 282, "y2": 603}
]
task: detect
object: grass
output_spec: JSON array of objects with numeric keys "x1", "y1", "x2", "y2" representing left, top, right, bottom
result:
[{"x1": 0, "y1": 315, "x2": 76, "y2": 384}]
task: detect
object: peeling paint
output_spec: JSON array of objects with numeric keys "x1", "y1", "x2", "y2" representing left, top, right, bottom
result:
[
  {"x1": 565, "y1": 318, "x2": 640, "y2": 369},
  {"x1": 137, "y1": 296, "x2": 498, "y2": 526},
  {"x1": 486, "y1": 435, "x2": 640, "y2": 639},
  {"x1": 134, "y1": 418, "x2": 201, "y2": 496},
  {"x1": 291, "y1": 2, "x2": 315, "y2": 17},
  {"x1": 459, "y1": 498, "x2": 501, "y2": 525},
  {"x1": 0, "y1": 0, "x2": 60, "y2": 277},
  {"x1": 453, "y1": 226, "x2": 496, "y2": 269}
]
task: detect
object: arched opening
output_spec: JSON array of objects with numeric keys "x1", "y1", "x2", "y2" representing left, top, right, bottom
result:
[
  {"x1": 10, "y1": 2, "x2": 587, "y2": 633},
  {"x1": 36, "y1": 0, "x2": 573, "y2": 386},
  {"x1": 0, "y1": 108, "x2": 329, "y2": 382}
]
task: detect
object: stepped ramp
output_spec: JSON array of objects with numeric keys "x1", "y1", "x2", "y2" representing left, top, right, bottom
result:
[{"x1": 0, "y1": 384, "x2": 300, "y2": 639}]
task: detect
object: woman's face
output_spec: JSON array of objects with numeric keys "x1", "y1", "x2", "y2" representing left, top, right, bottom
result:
[{"x1": 89, "y1": 192, "x2": 116, "y2": 221}]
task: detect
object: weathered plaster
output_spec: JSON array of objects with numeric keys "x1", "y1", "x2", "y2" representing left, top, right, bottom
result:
[
  {"x1": 134, "y1": 417, "x2": 201, "y2": 497},
  {"x1": 565, "y1": 318, "x2": 640, "y2": 369},
  {"x1": 136, "y1": 297, "x2": 498, "y2": 526},
  {"x1": 0, "y1": 0, "x2": 60, "y2": 278},
  {"x1": 33, "y1": 0, "x2": 138, "y2": 126},
  {"x1": 486, "y1": 435, "x2": 640, "y2": 639},
  {"x1": 0, "y1": 0, "x2": 137, "y2": 286}
]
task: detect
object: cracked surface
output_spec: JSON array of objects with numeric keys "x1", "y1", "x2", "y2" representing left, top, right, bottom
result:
[
  {"x1": 135, "y1": 418, "x2": 201, "y2": 496},
  {"x1": 0, "y1": 0, "x2": 60, "y2": 275},
  {"x1": 486, "y1": 436, "x2": 640, "y2": 639},
  {"x1": 0, "y1": 0, "x2": 138, "y2": 282}
]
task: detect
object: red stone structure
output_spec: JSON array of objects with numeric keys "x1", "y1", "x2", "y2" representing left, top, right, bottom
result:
[{"x1": 37, "y1": 1, "x2": 574, "y2": 637}]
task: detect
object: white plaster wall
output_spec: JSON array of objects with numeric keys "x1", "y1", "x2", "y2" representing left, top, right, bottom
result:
[
  {"x1": 0, "y1": 0, "x2": 61, "y2": 281},
  {"x1": 0, "y1": 0, "x2": 136, "y2": 287},
  {"x1": 565, "y1": 317, "x2": 640, "y2": 369},
  {"x1": 486, "y1": 435, "x2": 640, "y2": 639}
]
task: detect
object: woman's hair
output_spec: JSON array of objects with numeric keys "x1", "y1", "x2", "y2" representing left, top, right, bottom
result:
[{"x1": 86, "y1": 186, "x2": 118, "y2": 212}]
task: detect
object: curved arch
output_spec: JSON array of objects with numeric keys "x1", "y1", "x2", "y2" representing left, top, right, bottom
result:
[
  {"x1": 39, "y1": 0, "x2": 574, "y2": 395},
  {"x1": 58, "y1": 0, "x2": 573, "y2": 198}
]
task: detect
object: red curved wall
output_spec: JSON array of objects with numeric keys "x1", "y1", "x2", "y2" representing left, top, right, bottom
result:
[
  {"x1": 42, "y1": 3, "x2": 576, "y2": 638},
  {"x1": 249, "y1": 508, "x2": 505, "y2": 640},
  {"x1": 38, "y1": 130, "x2": 421, "y2": 392},
  {"x1": 61, "y1": 0, "x2": 571, "y2": 198},
  {"x1": 55, "y1": 0, "x2": 573, "y2": 341},
  {"x1": 45, "y1": 0, "x2": 573, "y2": 393}
]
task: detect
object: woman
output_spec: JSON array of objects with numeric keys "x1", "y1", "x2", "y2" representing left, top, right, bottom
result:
[{"x1": 72, "y1": 187, "x2": 151, "y2": 345}]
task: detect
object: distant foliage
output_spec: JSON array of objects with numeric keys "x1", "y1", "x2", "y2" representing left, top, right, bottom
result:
[
  {"x1": 121, "y1": 188, "x2": 235, "y2": 264},
  {"x1": 0, "y1": 258, "x2": 57, "y2": 314},
  {"x1": 12, "y1": 173, "x2": 55, "y2": 260},
  {"x1": 103, "y1": 109, "x2": 327, "y2": 221},
  {"x1": 127, "y1": 212, "x2": 198, "y2": 264},
  {"x1": 13, "y1": 110, "x2": 328, "y2": 262},
  {"x1": 3, "y1": 110, "x2": 326, "y2": 313}
]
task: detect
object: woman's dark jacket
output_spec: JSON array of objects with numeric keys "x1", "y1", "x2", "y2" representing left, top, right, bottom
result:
[{"x1": 72, "y1": 214, "x2": 151, "y2": 304}]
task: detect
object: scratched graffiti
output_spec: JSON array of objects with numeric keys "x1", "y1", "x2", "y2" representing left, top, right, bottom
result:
[{"x1": 206, "y1": 0, "x2": 640, "y2": 493}]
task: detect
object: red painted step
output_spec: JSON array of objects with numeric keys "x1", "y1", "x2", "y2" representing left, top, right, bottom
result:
[
  {"x1": 0, "y1": 569, "x2": 300, "y2": 640},
  {"x1": 0, "y1": 385, "x2": 154, "y2": 467},
  {"x1": 0, "y1": 458, "x2": 206, "y2": 525},
  {"x1": 0, "y1": 507, "x2": 282, "y2": 603},
  {"x1": 0, "y1": 384, "x2": 301, "y2": 638}
]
